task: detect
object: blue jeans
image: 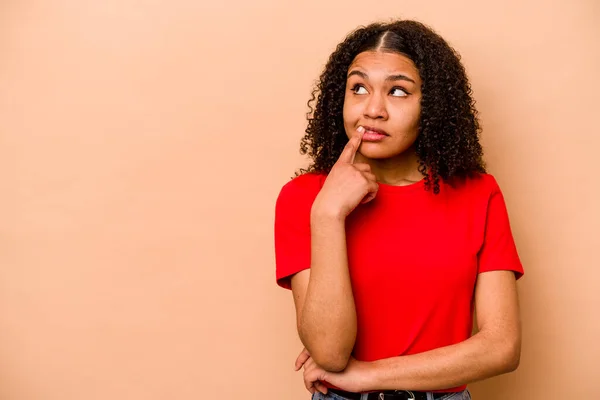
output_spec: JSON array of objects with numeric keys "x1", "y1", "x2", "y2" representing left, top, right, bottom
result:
[{"x1": 311, "y1": 389, "x2": 471, "y2": 400}]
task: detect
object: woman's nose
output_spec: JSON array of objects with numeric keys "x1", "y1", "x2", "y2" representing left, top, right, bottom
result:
[{"x1": 364, "y1": 93, "x2": 388, "y2": 119}]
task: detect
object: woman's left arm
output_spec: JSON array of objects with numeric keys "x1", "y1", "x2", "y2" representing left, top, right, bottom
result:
[{"x1": 303, "y1": 269, "x2": 521, "y2": 392}]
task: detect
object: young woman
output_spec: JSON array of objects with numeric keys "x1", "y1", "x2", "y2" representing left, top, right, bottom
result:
[{"x1": 274, "y1": 19, "x2": 524, "y2": 400}]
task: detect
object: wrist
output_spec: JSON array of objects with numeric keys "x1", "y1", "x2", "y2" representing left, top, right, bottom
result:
[
  {"x1": 311, "y1": 202, "x2": 345, "y2": 223},
  {"x1": 361, "y1": 360, "x2": 381, "y2": 392}
]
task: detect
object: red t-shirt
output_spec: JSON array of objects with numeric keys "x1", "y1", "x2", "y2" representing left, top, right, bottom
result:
[{"x1": 274, "y1": 172, "x2": 524, "y2": 392}]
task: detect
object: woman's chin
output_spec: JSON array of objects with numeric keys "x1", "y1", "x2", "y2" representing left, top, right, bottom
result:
[
  {"x1": 358, "y1": 141, "x2": 416, "y2": 160},
  {"x1": 358, "y1": 146, "x2": 399, "y2": 160}
]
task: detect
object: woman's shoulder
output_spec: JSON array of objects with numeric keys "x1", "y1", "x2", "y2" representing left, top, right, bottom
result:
[
  {"x1": 445, "y1": 172, "x2": 502, "y2": 196},
  {"x1": 279, "y1": 171, "x2": 326, "y2": 193},
  {"x1": 275, "y1": 171, "x2": 327, "y2": 207}
]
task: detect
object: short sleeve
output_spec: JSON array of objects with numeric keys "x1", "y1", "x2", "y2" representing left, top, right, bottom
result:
[
  {"x1": 274, "y1": 173, "x2": 323, "y2": 289},
  {"x1": 477, "y1": 177, "x2": 524, "y2": 280}
]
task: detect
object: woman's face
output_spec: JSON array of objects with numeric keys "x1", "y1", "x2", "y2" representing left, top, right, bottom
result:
[{"x1": 342, "y1": 50, "x2": 422, "y2": 160}]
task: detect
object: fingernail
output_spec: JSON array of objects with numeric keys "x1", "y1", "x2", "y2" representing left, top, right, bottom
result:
[{"x1": 357, "y1": 126, "x2": 365, "y2": 133}]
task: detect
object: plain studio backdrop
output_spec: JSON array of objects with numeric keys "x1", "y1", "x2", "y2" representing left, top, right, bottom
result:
[{"x1": 0, "y1": 1, "x2": 598, "y2": 399}]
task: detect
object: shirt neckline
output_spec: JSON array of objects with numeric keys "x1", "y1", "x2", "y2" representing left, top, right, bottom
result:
[{"x1": 376, "y1": 177, "x2": 426, "y2": 194}]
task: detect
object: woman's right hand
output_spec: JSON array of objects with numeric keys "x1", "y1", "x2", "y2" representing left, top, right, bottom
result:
[
  {"x1": 312, "y1": 127, "x2": 378, "y2": 220},
  {"x1": 295, "y1": 347, "x2": 329, "y2": 395}
]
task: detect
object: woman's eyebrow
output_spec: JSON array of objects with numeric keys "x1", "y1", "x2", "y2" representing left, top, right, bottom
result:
[
  {"x1": 386, "y1": 74, "x2": 416, "y2": 84},
  {"x1": 347, "y1": 70, "x2": 416, "y2": 84}
]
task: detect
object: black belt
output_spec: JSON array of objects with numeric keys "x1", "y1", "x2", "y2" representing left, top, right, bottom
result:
[{"x1": 329, "y1": 388, "x2": 450, "y2": 400}]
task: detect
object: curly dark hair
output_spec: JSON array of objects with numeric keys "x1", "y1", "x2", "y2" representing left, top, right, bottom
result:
[{"x1": 297, "y1": 19, "x2": 486, "y2": 194}]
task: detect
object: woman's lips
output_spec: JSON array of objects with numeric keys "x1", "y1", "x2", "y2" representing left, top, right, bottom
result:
[
  {"x1": 363, "y1": 131, "x2": 387, "y2": 141},
  {"x1": 360, "y1": 126, "x2": 388, "y2": 142}
]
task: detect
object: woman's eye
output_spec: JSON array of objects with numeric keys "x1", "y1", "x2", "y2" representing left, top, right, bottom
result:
[
  {"x1": 390, "y1": 87, "x2": 408, "y2": 97},
  {"x1": 352, "y1": 85, "x2": 368, "y2": 95}
]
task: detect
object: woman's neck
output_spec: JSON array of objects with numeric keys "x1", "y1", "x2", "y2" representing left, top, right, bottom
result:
[{"x1": 354, "y1": 147, "x2": 424, "y2": 186}]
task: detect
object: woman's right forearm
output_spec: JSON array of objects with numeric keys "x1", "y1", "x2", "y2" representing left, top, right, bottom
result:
[{"x1": 298, "y1": 209, "x2": 357, "y2": 372}]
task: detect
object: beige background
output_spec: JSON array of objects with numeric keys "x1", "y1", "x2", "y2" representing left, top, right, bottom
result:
[{"x1": 0, "y1": 1, "x2": 598, "y2": 399}]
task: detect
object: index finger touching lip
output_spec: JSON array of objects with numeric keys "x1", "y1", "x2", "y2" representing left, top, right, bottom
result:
[{"x1": 350, "y1": 126, "x2": 365, "y2": 163}]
